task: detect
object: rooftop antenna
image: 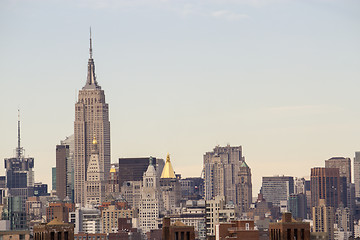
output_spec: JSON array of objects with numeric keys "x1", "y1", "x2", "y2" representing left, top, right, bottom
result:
[
  {"x1": 16, "y1": 109, "x2": 23, "y2": 158},
  {"x1": 89, "y1": 27, "x2": 93, "y2": 59}
]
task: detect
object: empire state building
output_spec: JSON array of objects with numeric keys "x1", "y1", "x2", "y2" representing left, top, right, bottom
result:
[{"x1": 74, "y1": 32, "x2": 110, "y2": 205}]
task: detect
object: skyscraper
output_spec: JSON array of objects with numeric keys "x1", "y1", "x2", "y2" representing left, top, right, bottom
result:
[
  {"x1": 56, "y1": 135, "x2": 74, "y2": 202},
  {"x1": 311, "y1": 167, "x2": 340, "y2": 209},
  {"x1": 354, "y1": 152, "x2": 360, "y2": 198},
  {"x1": 203, "y1": 145, "x2": 244, "y2": 204},
  {"x1": 85, "y1": 137, "x2": 105, "y2": 205},
  {"x1": 261, "y1": 176, "x2": 294, "y2": 206},
  {"x1": 237, "y1": 160, "x2": 252, "y2": 213},
  {"x1": 4, "y1": 111, "x2": 34, "y2": 203},
  {"x1": 74, "y1": 32, "x2": 110, "y2": 206}
]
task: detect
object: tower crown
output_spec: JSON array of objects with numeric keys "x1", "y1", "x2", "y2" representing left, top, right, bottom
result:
[
  {"x1": 161, "y1": 153, "x2": 176, "y2": 178},
  {"x1": 83, "y1": 28, "x2": 101, "y2": 90}
]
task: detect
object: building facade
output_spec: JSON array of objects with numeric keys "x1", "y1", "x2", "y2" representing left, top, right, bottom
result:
[
  {"x1": 311, "y1": 167, "x2": 340, "y2": 209},
  {"x1": 204, "y1": 145, "x2": 244, "y2": 205},
  {"x1": 74, "y1": 33, "x2": 110, "y2": 206},
  {"x1": 237, "y1": 160, "x2": 252, "y2": 213},
  {"x1": 261, "y1": 176, "x2": 294, "y2": 206}
]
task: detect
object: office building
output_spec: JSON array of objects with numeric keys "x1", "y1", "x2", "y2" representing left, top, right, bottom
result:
[
  {"x1": 106, "y1": 165, "x2": 120, "y2": 196},
  {"x1": 160, "y1": 154, "x2": 181, "y2": 214},
  {"x1": 138, "y1": 158, "x2": 162, "y2": 234},
  {"x1": 118, "y1": 157, "x2": 164, "y2": 187},
  {"x1": 237, "y1": 160, "x2": 252, "y2": 213},
  {"x1": 204, "y1": 145, "x2": 244, "y2": 204},
  {"x1": 121, "y1": 180, "x2": 142, "y2": 208},
  {"x1": 313, "y1": 199, "x2": 334, "y2": 240},
  {"x1": 69, "y1": 207, "x2": 101, "y2": 234},
  {"x1": 4, "y1": 113, "x2": 34, "y2": 213},
  {"x1": 261, "y1": 176, "x2": 294, "y2": 206},
  {"x1": 355, "y1": 152, "x2": 360, "y2": 199},
  {"x1": 85, "y1": 137, "x2": 105, "y2": 206},
  {"x1": 325, "y1": 157, "x2": 351, "y2": 184},
  {"x1": 74, "y1": 32, "x2": 111, "y2": 206},
  {"x1": 56, "y1": 135, "x2": 74, "y2": 202},
  {"x1": 311, "y1": 167, "x2": 340, "y2": 209},
  {"x1": 288, "y1": 193, "x2": 307, "y2": 220},
  {"x1": 180, "y1": 177, "x2": 204, "y2": 201}
]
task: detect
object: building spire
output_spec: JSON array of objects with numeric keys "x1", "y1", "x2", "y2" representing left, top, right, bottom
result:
[
  {"x1": 161, "y1": 153, "x2": 176, "y2": 178},
  {"x1": 89, "y1": 27, "x2": 93, "y2": 59},
  {"x1": 83, "y1": 28, "x2": 100, "y2": 90},
  {"x1": 16, "y1": 109, "x2": 23, "y2": 158}
]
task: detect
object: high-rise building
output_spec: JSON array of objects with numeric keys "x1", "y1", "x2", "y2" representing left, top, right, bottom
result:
[
  {"x1": 354, "y1": 152, "x2": 360, "y2": 198},
  {"x1": 179, "y1": 177, "x2": 204, "y2": 201},
  {"x1": 74, "y1": 32, "x2": 111, "y2": 206},
  {"x1": 118, "y1": 157, "x2": 164, "y2": 187},
  {"x1": 4, "y1": 111, "x2": 34, "y2": 218},
  {"x1": 56, "y1": 135, "x2": 74, "y2": 202},
  {"x1": 203, "y1": 145, "x2": 244, "y2": 204},
  {"x1": 261, "y1": 176, "x2": 294, "y2": 206},
  {"x1": 325, "y1": 157, "x2": 351, "y2": 184},
  {"x1": 205, "y1": 195, "x2": 236, "y2": 237},
  {"x1": 313, "y1": 199, "x2": 334, "y2": 240},
  {"x1": 237, "y1": 160, "x2": 252, "y2": 213},
  {"x1": 85, "y1": 137, "x2": 105, "y2": 206},
  {"x1": 288, "y1": 193, "x2": 307, "y2": 220},
  {"x1": 139, "y1": 158, "x2": 162, "y2": 234},
  {"x1": 160, "y1": 154, "x2": 181, "y2": 214},
  {"x1": 311, "y1": 167, "x2": 340, "y2": 209},
  {"x1": 325, "y1": 157, "x2": 351, "y2": 208}
]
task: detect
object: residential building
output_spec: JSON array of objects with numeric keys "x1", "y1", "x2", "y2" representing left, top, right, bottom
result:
[
  {"x1": 269, "y1": 212, "x2": 310, "y2": 240},
  {"x1": 206, "y1": 195, "x2": 236, "y2": 237},
  {"x1": 216, "y1": 220, "x2": 260, "y2": 240},
  {"x1": 162, "y1": 217, "x2": 195, "y2": 240},
  {"x1": 33, "y1": 218, "x2": 74, "y2": 240},
  {"x1": 101, "y1": 203, "x2": 135, "y2": 233},
  {"x1": 46, "y1": 202, "x2": 75, "y2": 223},
  {"x1": 74, "y1": 32, "x2": 111, "y2": 206},
  {"x1": 204, "y1": 145, "x2": 244, "y2": 205},
  {"x1": 313, "y1": 199, "x2": 334, "y2": 240}
]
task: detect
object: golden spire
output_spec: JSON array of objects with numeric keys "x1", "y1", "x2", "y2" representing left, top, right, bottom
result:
[
  {"x1": 161, "y1": 153, "x2": 176, "y2": 178},
  {"x1": 92, "y1": 136, "x2": 97, "y2": 145}
]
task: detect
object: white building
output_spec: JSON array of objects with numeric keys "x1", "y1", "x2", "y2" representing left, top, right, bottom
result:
[
  {"x1": 205, "y1": 195, "x2": 236, "y2": 237},
  {"x1": 138, "y1": 158, "x2": 162, "y2": 234},
  {"x1": 69, "y1": 206, "x2": 101, "y2": 234}
]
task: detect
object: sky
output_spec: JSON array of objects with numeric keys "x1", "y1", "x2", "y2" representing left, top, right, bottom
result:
[{"x1": 0, "y1": 0, "x2": 359, "y2": 195}]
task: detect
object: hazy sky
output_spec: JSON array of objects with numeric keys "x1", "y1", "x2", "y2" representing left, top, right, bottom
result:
[{"x1": 0, "y1": 0, "x2": 359, "y2": 194}]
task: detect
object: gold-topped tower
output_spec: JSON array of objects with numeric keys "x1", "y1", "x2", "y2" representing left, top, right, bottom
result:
[{"x1": 160, "y1": 153, "x2": 176, "y2": 179}]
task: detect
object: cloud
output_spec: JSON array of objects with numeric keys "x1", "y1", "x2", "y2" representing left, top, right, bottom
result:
[{"x1": 211, "y1": 10, "x2": 249, "y2": 20}]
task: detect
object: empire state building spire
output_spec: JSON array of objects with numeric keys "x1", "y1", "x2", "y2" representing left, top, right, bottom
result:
[{"x1": 83, "y1": 28, "x2": 100, "y2": 90}]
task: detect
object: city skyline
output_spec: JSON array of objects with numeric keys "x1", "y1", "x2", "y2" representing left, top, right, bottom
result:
[{"x1": 1, "y1": 0, "x2": 360, "y2": 194}]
